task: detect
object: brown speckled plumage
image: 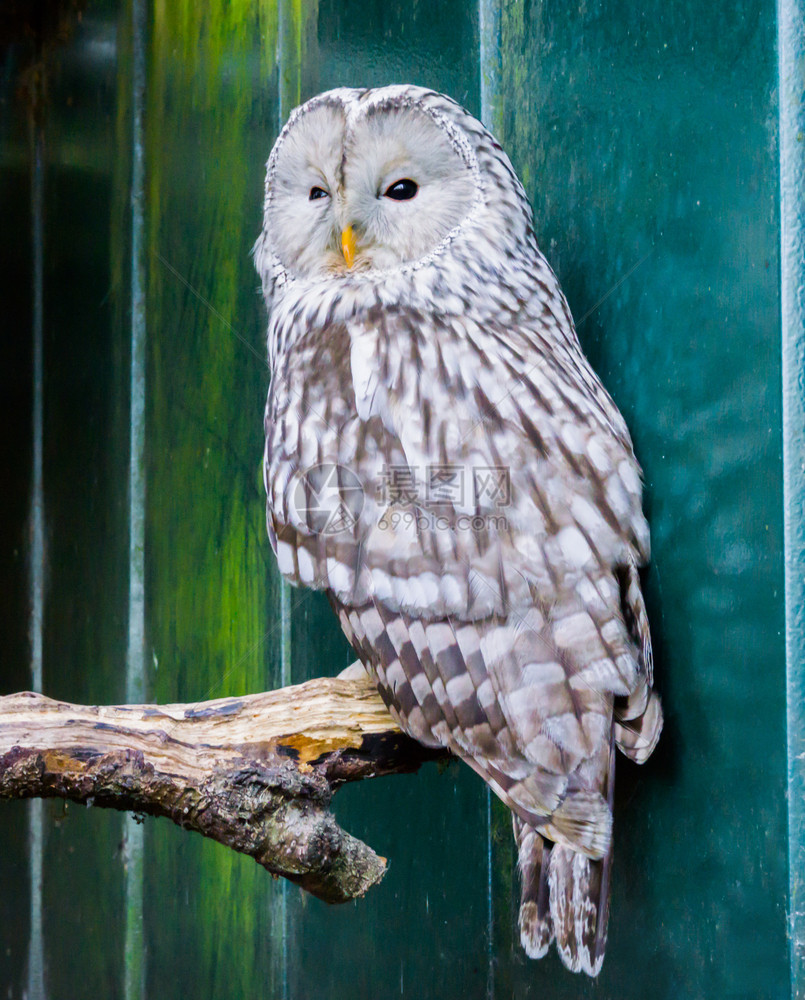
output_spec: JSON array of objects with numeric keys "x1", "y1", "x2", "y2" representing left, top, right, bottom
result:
[{"x1": 255, "y1": 85, "x2": 662, "y2": 976}]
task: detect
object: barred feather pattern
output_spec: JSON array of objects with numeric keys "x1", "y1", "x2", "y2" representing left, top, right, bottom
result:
[{"x1": 256, "y1": 85, "x2": 663, "y2": 976}]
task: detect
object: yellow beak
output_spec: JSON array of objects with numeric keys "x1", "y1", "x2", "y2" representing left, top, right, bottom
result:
[{"x1": 341, "y1": 225, "x2": 356, "y2": 269}]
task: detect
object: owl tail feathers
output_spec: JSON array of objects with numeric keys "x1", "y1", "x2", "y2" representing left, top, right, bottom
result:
[
  {"x1": 516, "y1": 731, "x2": 616, "y2": 976},
  {"x1": 548, "y1": 843, "x2": 611, "y2": 976},
  {"x1": 543, "y1": 789, "x2": 612, "y2": 860},
  {"x1": 515, "y1": 819, "x2": 612, "y2": 976},
  {"x1": 514, "y1": 818, "x2": 554, "y2": 958}
]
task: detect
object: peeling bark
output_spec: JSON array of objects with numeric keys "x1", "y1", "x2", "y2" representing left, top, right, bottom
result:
[{"x1": 0, "y1": 676, "x2": 446, "y2": 904}]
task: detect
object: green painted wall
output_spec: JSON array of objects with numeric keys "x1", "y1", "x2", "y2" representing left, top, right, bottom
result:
[
  {"x1": 493, "y1": 4, "x2": 786, "y2": 997},
  {"x1": 0, "y1": 1, "x2": 798, "y2": 997}
]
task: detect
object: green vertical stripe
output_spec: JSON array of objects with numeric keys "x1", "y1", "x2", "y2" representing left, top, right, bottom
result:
[{"x1": 479, "y1": 0, "x2": 502, "y2": 136}]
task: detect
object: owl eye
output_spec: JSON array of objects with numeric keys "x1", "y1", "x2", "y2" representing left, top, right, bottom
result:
[
  {"x1": 383, "y1": 178, "x2": 418, "y2": 201},
  {"x1": 309, "y1": 186, "x2": 329, "y2": 201}
]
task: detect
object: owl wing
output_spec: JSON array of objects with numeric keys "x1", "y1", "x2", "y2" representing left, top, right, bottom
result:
[
  {"x1": 266, "y1": 302, "x2": 660, "y2": 841},
  {"x1": 266, "y1": 303, "x2": 650, "y2": 607}
]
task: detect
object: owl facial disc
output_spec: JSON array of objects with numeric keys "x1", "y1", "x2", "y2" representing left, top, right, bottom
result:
[{"x1": 258, "y1": 86, "x2": 486, "y2": 280}]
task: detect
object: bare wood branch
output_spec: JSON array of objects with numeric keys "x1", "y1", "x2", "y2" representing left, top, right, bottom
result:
[{"x1": 0, "y1": 675, "x2": 446, "y2": 904}]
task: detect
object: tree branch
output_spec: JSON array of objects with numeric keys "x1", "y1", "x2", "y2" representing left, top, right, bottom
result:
[{"x1": 0, "y1": 675, "x2": 446, "y2": 904}]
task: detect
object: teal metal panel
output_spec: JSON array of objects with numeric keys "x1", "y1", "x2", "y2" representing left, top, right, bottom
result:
[
  {"x1": 0, "y1": 59, "x2": 40, "y2": 1000},
  {"x1": 38, "y1": 13, "x2": 130, "y2": 996},
  {"x1": 493, "y1": 3, "x2": 787, "y2": 997},
  {"x1": 0, "y1": 7, "x2": 131, "y2": 999}
]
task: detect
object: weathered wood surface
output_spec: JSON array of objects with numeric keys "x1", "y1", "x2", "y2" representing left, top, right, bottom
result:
[{"x1": 0, "y1": 675, "x2": 445, "y2": 903}]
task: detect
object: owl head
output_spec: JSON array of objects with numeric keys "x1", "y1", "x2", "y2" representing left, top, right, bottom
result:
[{"x1": 254, "y1": 86, "x2": 537, "y2": 298}]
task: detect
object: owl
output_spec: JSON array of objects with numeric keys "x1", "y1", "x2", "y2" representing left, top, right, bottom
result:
[{"x1": 254, "y1": 85, "x2": 662, "y2": 976}]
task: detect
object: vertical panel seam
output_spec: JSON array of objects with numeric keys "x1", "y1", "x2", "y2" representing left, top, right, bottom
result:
[
  {"x1": 480, "y1": 7, "x2": 501, "y2": 993},
  {"x1": 27, "y1": 94, "x2": 47, "y2": 1000},
  {"x1": 124, "y1": 0, "x2": 148, "y2": 997},
  {"x1": 779, "y1": 0, "x2": 805, "y2": 995}
]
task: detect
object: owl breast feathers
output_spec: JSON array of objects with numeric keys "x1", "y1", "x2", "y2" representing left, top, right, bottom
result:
[{"x1": 255, "y1": 85, "x2": 662, "y2": 977}]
